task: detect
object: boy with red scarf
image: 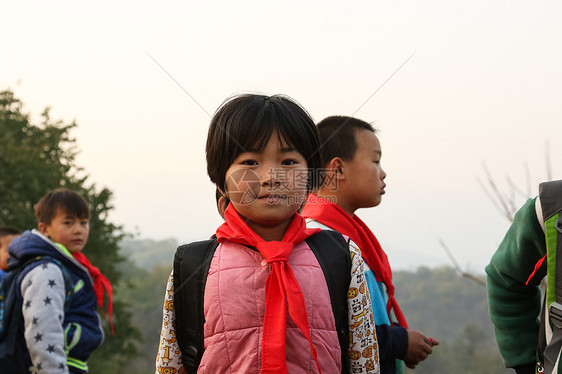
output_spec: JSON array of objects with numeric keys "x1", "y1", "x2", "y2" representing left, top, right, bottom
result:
[
  {"x1": 6, "y1": 188, "x2": 112, "y2": 373},
  {"x1": 302, "y1": 116, "x2": 438, "y2": 373}
]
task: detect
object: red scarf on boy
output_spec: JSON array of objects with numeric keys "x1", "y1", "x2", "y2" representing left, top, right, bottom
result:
[
  {"x1": 215, "y1": 205, "x2": 322, "y2": 374},
  {"x1": 302, "y1": 193, "x2": 408, "y2": 328},
  {"x1": 73, "y1": 251, "x2": 114, "y2": 334}
]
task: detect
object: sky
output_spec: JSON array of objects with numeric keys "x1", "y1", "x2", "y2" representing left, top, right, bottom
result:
[{"x1": 2, "y1": 0, "x2": 561, "y2": 272}]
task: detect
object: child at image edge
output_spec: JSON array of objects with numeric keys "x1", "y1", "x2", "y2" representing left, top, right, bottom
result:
[
  {"x1": 0, "y1": 227, "x2": 21, "y2": 282},
  {"x1": 155, "y1": 94, "x2": 380, "y2": 373},
  {"x1": 7, "y1": 188, "x2": 112, "y2": 373}
]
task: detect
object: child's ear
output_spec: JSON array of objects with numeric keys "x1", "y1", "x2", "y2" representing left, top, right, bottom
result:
[
  {"x1": 328, "y1": 158, "x2": 345, "y2": 180},
  {"x1": 38, "y1": 222, "x2": 49, "y2": 237}
]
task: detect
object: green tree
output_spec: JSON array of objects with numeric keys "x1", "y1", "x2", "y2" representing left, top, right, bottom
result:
[{"x1": 0, "y1": 89, "x2": 141, "y2": 371}]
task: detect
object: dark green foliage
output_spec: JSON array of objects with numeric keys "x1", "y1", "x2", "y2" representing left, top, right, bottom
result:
[
  {"x1": 0, "y1": 89, "x2": 140, "y2": 371},
  {"x1": 0, "y1": 90, "x2": 80, "y2": 229}
]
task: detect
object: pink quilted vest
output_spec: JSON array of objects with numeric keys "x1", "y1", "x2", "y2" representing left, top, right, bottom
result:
[{"x1": 198, "y1": 240, "x2": 341, "y2": 373}]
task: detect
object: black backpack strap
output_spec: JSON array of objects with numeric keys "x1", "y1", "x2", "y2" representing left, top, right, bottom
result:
[
  {"x1": 306, "y1": 230, "x2": 351, "y2": 374},
  {"x1": 173, "y1": 239, "x2": 219, "y2": 374}
]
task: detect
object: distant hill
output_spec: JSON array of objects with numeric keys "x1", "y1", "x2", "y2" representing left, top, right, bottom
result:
[
  {"x1": 119, "y1": 237, "x2": 178, "y2": 270},
  {"x1": 394, "y1": 266, "x2": 510, "y2": 374}
]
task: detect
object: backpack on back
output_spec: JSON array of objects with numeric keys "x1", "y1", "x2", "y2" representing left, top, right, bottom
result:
[
  {"x1": 173, "y1": 230, "x2": 352, "y2": 374},
  {"x1": 0, "y1": 255, "x2": 73, "y2": 373},
  {"x1": 537, "y1": 180, "x2": 562, "y2": 373}
]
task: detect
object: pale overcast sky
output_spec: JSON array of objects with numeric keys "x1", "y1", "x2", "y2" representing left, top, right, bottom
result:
[{"x1": 3, "y1": 0, "x2": 561, "y2": 271}]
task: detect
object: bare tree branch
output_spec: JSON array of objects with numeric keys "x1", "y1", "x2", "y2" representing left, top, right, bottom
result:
[
  {"x1": 479, "y1": 162, "x2": 516, "y2": 222},
  {"x1": 443, "y1": 143, "x2": 554, "y2": 287},
  {"x1": 439, "y1": 238, "x2": 486, "y2": 287}
]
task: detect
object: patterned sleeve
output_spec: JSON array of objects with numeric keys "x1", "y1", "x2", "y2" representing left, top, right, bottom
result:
[
  {"x1": 155, "y1": 270, "x2": 184, "y2": 374},
  {"x1": 21, "y1": 263, "x2": 69, "y2": 374},
  {"x1": 347, "y1": 240, "x2": 380, "y2": 374}
]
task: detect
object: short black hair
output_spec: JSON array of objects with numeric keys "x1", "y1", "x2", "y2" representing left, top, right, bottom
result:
[
  {"x1": 0, "y1": 227, "x2": 20, "y2": 238},
  {"x1": 316, "y1": 116, "x2": 376, "y2": 167},
  {"x1": 35, "y1": 188, "x2": 90, "y2": 225},
  {"x1": 206, "y1": 93, "x2": 322, "y2": 192}
]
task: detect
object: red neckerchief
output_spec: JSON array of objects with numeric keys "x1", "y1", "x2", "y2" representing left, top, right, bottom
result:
[
  {"x1": 72, "y1": 251, "x2": 114, "y2": 334},
  {"x1": 216, "y1": 204, "x2": 321, "y2": 374},
  {"x1": 526, "y1": 254, "x2": 547, "y2": 285},
  {"x1": 302, "y1": 193, "x2": 408, "y2": 328}
]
